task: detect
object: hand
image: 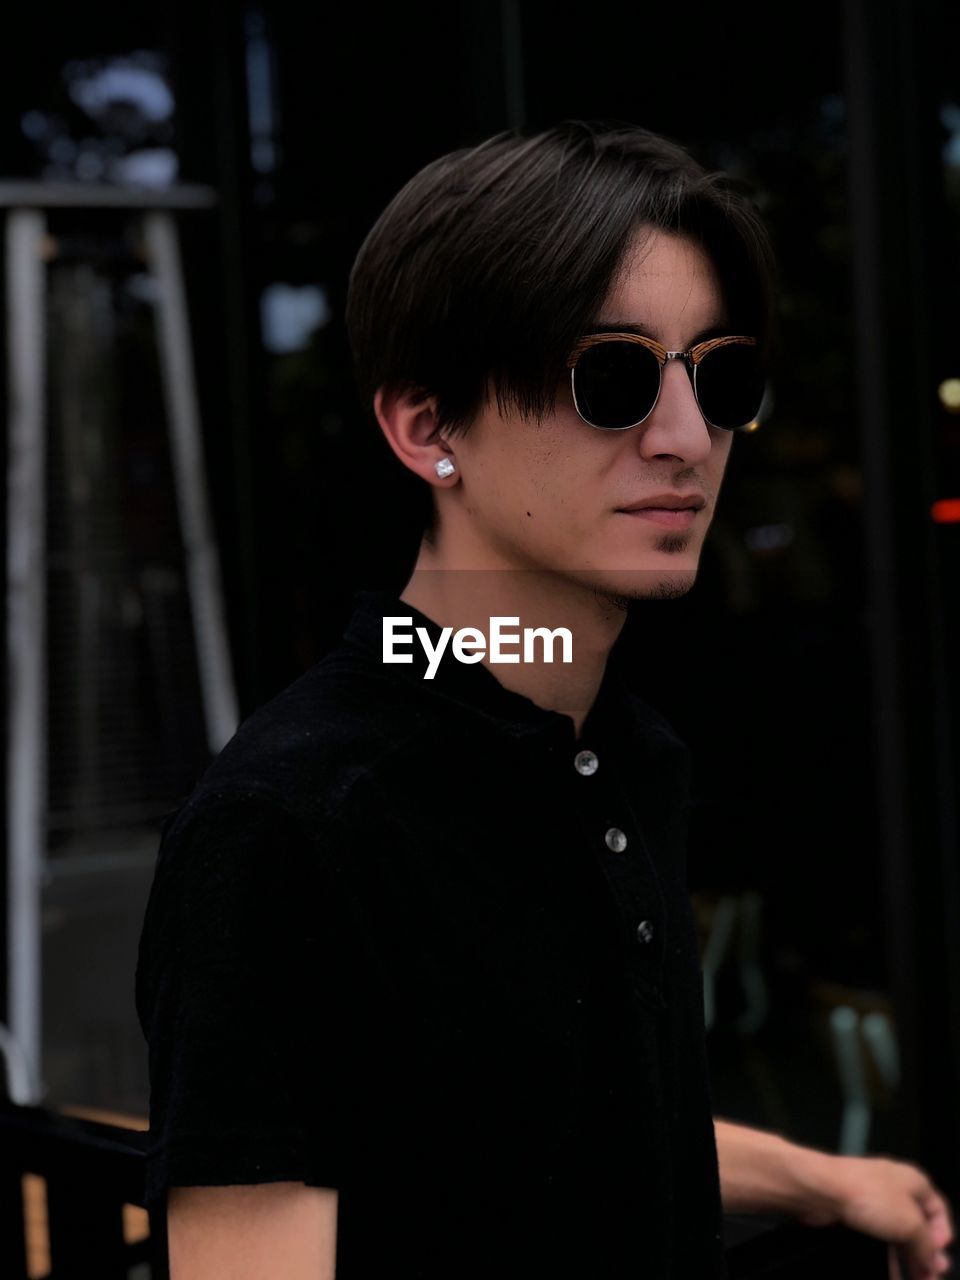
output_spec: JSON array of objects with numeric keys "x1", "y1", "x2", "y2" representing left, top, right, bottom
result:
[{"x1": 823, "y1": 1154, "x2": 954, "y2": 1280}]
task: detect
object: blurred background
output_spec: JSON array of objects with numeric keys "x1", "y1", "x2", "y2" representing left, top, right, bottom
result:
[{"x1": 1, "y1": 0, "x2": 958, "y2": 1274}]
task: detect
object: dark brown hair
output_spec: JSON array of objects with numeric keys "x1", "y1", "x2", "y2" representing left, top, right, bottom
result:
[{"x1": 346, "y1": 118, "x2": 778, "y2": 443}]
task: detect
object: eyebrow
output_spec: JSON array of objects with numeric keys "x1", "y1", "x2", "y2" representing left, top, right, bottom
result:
[{"x1": 590, "y1": 320, "x2": 733, "y2": 345}]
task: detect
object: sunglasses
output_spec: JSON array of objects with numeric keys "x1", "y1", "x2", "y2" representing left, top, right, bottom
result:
[{"x1": 566, "y1": 332, "x2": 767, "y2": 432}]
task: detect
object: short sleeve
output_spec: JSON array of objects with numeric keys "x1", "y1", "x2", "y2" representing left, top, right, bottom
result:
[{"x1": 134, "y1": 786, "x2": 346, "y2": 1210}]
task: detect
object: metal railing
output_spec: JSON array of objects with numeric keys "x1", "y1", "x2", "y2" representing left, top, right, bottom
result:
[{"x1": 1, "y1": 1102, "x2": 166, "y2": 1279}]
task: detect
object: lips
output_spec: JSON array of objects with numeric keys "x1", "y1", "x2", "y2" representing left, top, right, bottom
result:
[
  {"x1": 619, "y1": 507, "x2": 699, "y2": 528},
  {"x1": 617, "y1": 493, "x2": 706, "y2": 512}
]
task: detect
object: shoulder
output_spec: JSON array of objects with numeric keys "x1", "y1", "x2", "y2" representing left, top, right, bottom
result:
[{"x1": 166, "y1": 644, "x2": 444, "y2": 837}]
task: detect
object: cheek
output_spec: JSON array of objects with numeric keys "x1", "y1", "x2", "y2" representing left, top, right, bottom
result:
[
  {"x1": 521, "y1": 437, "x2": 608, "y2": 524},
  {"x1": 687, "y1": 422, "x2": 733, "y2": 480},
  {"x1": 468, "y1": 412, "x2": 609, "y2": 531},
  {"x1": 711, "y1": 431, "x2": 735, "y2": 476}
]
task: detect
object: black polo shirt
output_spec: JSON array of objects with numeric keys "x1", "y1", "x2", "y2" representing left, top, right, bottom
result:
[{"x1": 135, "y1": 586, "x2": 728, "y2": 1278}]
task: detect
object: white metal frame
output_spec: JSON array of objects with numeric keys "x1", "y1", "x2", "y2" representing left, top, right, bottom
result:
[{"x1": 1, "y1": 182, "x2": 233, "y2": 1104}]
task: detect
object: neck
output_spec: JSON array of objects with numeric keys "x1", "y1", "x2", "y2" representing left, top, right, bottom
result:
[{"x1": 398, "y1": 538, "x2": 629, "y2": 740}]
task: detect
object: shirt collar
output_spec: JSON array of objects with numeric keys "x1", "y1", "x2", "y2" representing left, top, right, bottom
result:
[{"x1": 340, "y1": 587, "x2": 647, "y2": 754}]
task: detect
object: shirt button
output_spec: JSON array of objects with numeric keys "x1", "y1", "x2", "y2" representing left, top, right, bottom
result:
[
  {"x1": 604, "y1": 827, "x2": 627, "y2": 852},
  {"x1": 637, "y1": 920, "x2": 654, "y2": 944},
  {"x1": 574, "y1": 749, "x2": 599, "y2": 776}
]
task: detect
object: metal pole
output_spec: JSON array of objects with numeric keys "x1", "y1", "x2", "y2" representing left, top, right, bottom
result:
[
  {"x1": 500, "y1": 0, "x2": 526, "y2": 131},
  {"x1": 5, "y1": 209, "x2": 48, "y2": 1104},
  {"x1": 143, "y1": 211, "x2": 239, "y2": 753},
  {"x1": 842, "y1": 0, "x2": 960, "y2": 1194}
]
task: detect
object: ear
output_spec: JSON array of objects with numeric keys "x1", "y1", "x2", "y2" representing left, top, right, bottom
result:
[{"x1": 373, "y1": 385, "x2": 458, "y2": 486}]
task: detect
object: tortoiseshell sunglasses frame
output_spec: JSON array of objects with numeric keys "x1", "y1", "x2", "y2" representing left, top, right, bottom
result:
[{"x1": 565, "y1": 331, "x2": 761, "y2": 431}]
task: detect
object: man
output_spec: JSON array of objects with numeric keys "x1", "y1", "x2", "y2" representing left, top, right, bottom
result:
[{"x1": 136, "y1": 121, "x2": 954, "y2": 1278}]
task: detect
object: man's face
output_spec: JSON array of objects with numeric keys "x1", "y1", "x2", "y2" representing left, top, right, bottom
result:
[{"x1": 443, "y1": 226, "x2": 737, "y2": 602}]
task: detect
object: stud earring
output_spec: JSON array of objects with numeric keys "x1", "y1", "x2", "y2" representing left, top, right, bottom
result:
[{"x1": 434, "y1": 457, "x2": 456, "y2": 479}]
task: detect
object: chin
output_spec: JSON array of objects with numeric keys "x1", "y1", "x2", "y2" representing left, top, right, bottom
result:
[{"x1": 575, "y1": 564, "x2": 699, "y2": 605}]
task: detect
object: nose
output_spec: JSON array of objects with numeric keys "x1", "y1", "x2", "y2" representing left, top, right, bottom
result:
[{"x1": 635, "y1": 357, "x2": 714, "y2": 465}]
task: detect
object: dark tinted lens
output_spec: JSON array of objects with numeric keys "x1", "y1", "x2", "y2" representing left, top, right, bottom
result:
[
  {"x1": 694, "y1": 343, "x2": 766, "y2": 429},
  {"x1": 573, "y1": 340, "x2": 661, "y2": 429}
]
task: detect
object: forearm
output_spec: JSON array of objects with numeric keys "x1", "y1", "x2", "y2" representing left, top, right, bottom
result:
[{"x1": 713, "y1": 1117, "x2": 844, "y2": 1226}]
